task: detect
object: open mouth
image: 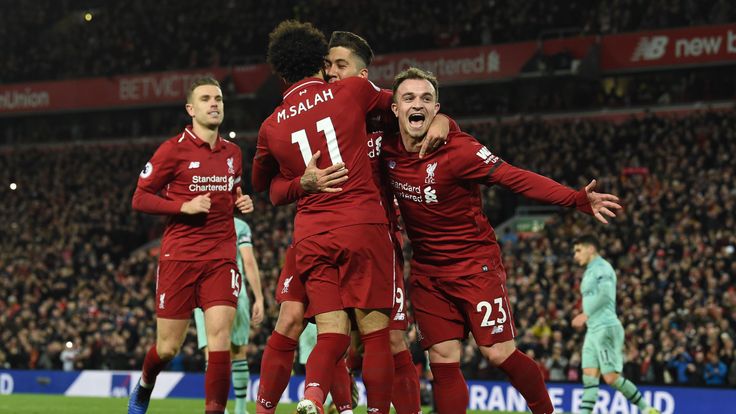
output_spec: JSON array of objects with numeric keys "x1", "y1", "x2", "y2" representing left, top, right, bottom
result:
[
  {"x1": 408, "y1": 113, "x2": 425, "y2": 129},
  {"x1": 208, "y1": 111, "x2": 220, "y2": 117}
]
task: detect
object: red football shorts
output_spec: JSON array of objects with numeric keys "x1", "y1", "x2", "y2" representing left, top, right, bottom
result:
[
  {"x1": 275, "y1": 244, "x2": 307, "y2": 304},
  {"x1": 409, "y1": 271, "x2": 516, "y2": 349},
  {"x1": 389, "y1": 234, "x2": 409, "y2": 331},
  {"x1": 156, "y1": 259, "x2": 240, "y2": 319},
  {"x1": 296, "y1": 223, "x2": 395, "y2": 319}
]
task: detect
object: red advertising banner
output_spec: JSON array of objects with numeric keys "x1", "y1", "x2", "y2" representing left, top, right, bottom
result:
[
  {"x1": 2, "y1": 24, "x2": 735, "y2": 115},
  {"x1": 601, "y1": 23, "x2": 736, "y2": 71},
  {"x1": 0, "y1": 65, "x2": 271, "y2": 115},
  {"x1": 369, "y1": 42, "x2": 537, "y2": 87}
]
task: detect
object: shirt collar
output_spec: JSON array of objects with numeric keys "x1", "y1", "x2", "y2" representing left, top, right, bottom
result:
[
  {"x1": 282, "y1": 77, "x2": 327, "y2": 101},
  {"x1": 184, "y1": 126, "x2": 225, "y2": 150}
]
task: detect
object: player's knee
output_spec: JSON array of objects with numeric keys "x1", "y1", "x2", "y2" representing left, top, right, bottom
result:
[
  {"x1": 355, "y1": 309, "x2": 390, "y2": 334},
  {"x1": 428, "y1": 341, "x2": 461, "y2": 363},
  {"x1": 275, "y1": 309, "x2": 306, "y2": 339},
  {"x1": 481, "y1": 341, "x2": 515, "y2": 366},
  {"x1": 156, "y1": 342, "x2": 180, "y2": 361},
  {"x1": 602, "y1": 372, "x2": 619, "y2": 385}
]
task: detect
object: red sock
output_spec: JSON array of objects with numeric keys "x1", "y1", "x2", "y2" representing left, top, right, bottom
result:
[
  {"x1": 330, "y1": 357, "x2": 353, "y2": 413},
  {"x1": 141, "y1": 344, "x2": 167, "y2": 386},
  {"x1": 348, "y1": 345, "x2": 361, "y2": 372},
  {"x1": 498, "y1": 349, "x2": 554, "y2": 414},
  {"x1": 361, "y1": 328, "x2": 393, "y2": 414},
  {"x1": 392, "y1": 350, "x2": 421, "y2": 414},
  {"x1": 257, "y1": 331, "x2": 298, "y2": 413},
  {"x1": 303, "y1": 333, "x2": 351, "y2": 405},
  {"x1": 205, "y1": 350, "x2": 231, "y2": 414},
  {"x1": 429, "y1": 362, "x2": 468, "y2": 414}
]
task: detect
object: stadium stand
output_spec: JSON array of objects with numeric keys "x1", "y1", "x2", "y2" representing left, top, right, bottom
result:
[
  {"x1": 1, "y1": 0, "x2": 735, "y2": 83},
  {"x1": 1, "y1": 108, "x2": 734, "y2": 387}
]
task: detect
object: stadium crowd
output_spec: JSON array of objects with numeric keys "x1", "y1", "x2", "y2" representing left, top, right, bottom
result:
[
  {"x1": 1, "y1": 108, "x2": 734, "y2": 388},
  {"x1": 4, "y1": 65, "x2": 735, "y2": 147},
  {"x1": 2, "y1": 0, "x2": 735, "y2": 83}
]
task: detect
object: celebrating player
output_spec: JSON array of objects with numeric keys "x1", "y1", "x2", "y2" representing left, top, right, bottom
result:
[
  {"x1": 128, "y1": 77, "x2": 254, "y2": 414},
  {"x1": 193, "y1": 215, "x2": 264, "y2": 414},
  {"x1": 572, "y1": 235, "x2": 660, "y2": 414},
  {"x1": 258, "y1": 31, "x2": 454, "y2": 414},
  {"x1": 380, "y1": 67, "x2": 623, "y2": 414},
  {"x1": 253, "y1": 21, "x2": 395, "y2": 414}
]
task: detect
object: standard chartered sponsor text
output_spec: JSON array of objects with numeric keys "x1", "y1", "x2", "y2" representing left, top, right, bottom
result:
[
  {"x1": 189, "y1": 175, "x2": 229, "y2": 192},
  {"x1": 391, "y1": 180, "x2": 421, "y2": 194},
  {"x1": 396, "y1": 191, "x2": 424, "y2": 203}
]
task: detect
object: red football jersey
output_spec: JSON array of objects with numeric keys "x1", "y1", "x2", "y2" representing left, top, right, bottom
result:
[
  {"x1": 381, "y1": 131, "x2": 592, "y2": 278},
  {"x1": 132, "y1": 126, "x2": 242, "y2": 261},
  {"x1": 253, "y1": 77, "x2": 392, "y2": 242}
]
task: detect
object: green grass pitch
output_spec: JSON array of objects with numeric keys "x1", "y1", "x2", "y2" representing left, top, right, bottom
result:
[{"x1": 0, "y1": 394, "x2": 528, "y2": 413}]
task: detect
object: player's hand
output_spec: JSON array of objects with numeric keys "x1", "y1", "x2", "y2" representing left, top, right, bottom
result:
[
  {"x1": 300, "y1": 150, "x2": 349, "y2": 193},
  {"x1": 420, "y1": 115, "x2": 449, "y2": 158},
  {"x1": 585, "y1": 179, "x2": 622, "y2": 224},
  {"x1": 251, "y1": 298, "x2": 264, "y2": 327},
  {"x1": 181, "y1": 192, "x2": 211, "y2": 214},
  {"x1": 572, "y1": 313, "x2": 588, "y2": 329},
  {"x1": 235, "y1": 187, "x2": 254, "y2": 214}
]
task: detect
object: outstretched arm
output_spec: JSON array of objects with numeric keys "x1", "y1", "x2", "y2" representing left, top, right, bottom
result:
[{"x1": 492, "y1": 164, "x2": 621, "y2": 224}]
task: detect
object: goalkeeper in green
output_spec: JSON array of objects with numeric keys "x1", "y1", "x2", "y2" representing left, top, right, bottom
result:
[{"x1": 572, "y1": 235, "x2": 659, "y2": 414}]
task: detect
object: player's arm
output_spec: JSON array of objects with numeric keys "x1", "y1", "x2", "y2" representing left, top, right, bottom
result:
[
  {"x1": 240, "y1": 244, "x2": 264, "y2": 326},
  {"x1": 236, "y1": 221, "x2": 264, "y2": 325},
  {"x1": 346, "y1": 77, "x2": 393, "y2": 115},
  {"x1": 571, "y1": 312, "x2": 588, "y2": 328},
  {"x1": 232, "y1": 149, "x2": 253, "y2": 214},
  {"x1": 132, "y1": 142, "x2": 210, "y2": 215},
  {"x1": 252, "y1": 123, "x2": 280, "y2": 193},
  {"x1": 269, "y1": 151, "x2": 348, "y2": 205},
  {"x1": 494, "y1": 166, "x2": 621, "y2": 224},
  {"x1": 419, "y1": 113, "x2": 459, "y2": 158},
  {"x1": 452, "y1": 137, "x2": 621, "y2": 224}
]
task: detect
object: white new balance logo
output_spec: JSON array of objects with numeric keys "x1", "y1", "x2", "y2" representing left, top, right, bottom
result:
[
  {"x1": 492, "y1": 325, "x2": 504, "y2": 335},
  {"x1": 159, "y1": 293, "x2": 166, "y2": 309},
  {"x1": 188, "y1": 161, "x2": 200, "y2": 169},
  {"x1": 631, "y1": 36, "x2": 668, "y2": 61}
]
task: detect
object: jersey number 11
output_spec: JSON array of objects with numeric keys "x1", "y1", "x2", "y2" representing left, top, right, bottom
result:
[{"x1": 291, "y1": 117, "x2": 344, "y2": 166}]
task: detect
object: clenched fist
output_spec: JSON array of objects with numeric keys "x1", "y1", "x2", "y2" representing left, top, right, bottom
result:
[{"x1": 235, "y1": 187, "x2": 254, "y2": 214}]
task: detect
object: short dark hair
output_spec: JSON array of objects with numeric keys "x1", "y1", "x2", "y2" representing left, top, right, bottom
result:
[
  {"x1": 392, "y1": 67, "x2": 439, "y2": 102},
  {"x1": 186, "y1": 77, "x2": 220, "y2": 103},
  {"x1": 328, "y1": 31, "x2": 374, "y2": 67},
  {"x1": 267, "y1": 20, "x2": 328, "y2": 84},
  {"x1": 574, "y1": 234, "x2": 599, "y2": 250}
]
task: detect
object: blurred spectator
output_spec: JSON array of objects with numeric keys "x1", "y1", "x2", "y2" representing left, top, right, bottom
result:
[
  {"x1": 1, "y1": 1, "x2": 735, "y2": 83},
  {"x1": 545, "y1": 343, "x2": 568, "y2": 381},
  {"x1": 704, "y1": 352, "x2": 728, "y2": 385},
  {"x1": 60, "y1": 342, "x2": 78, "y2": 372}
]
